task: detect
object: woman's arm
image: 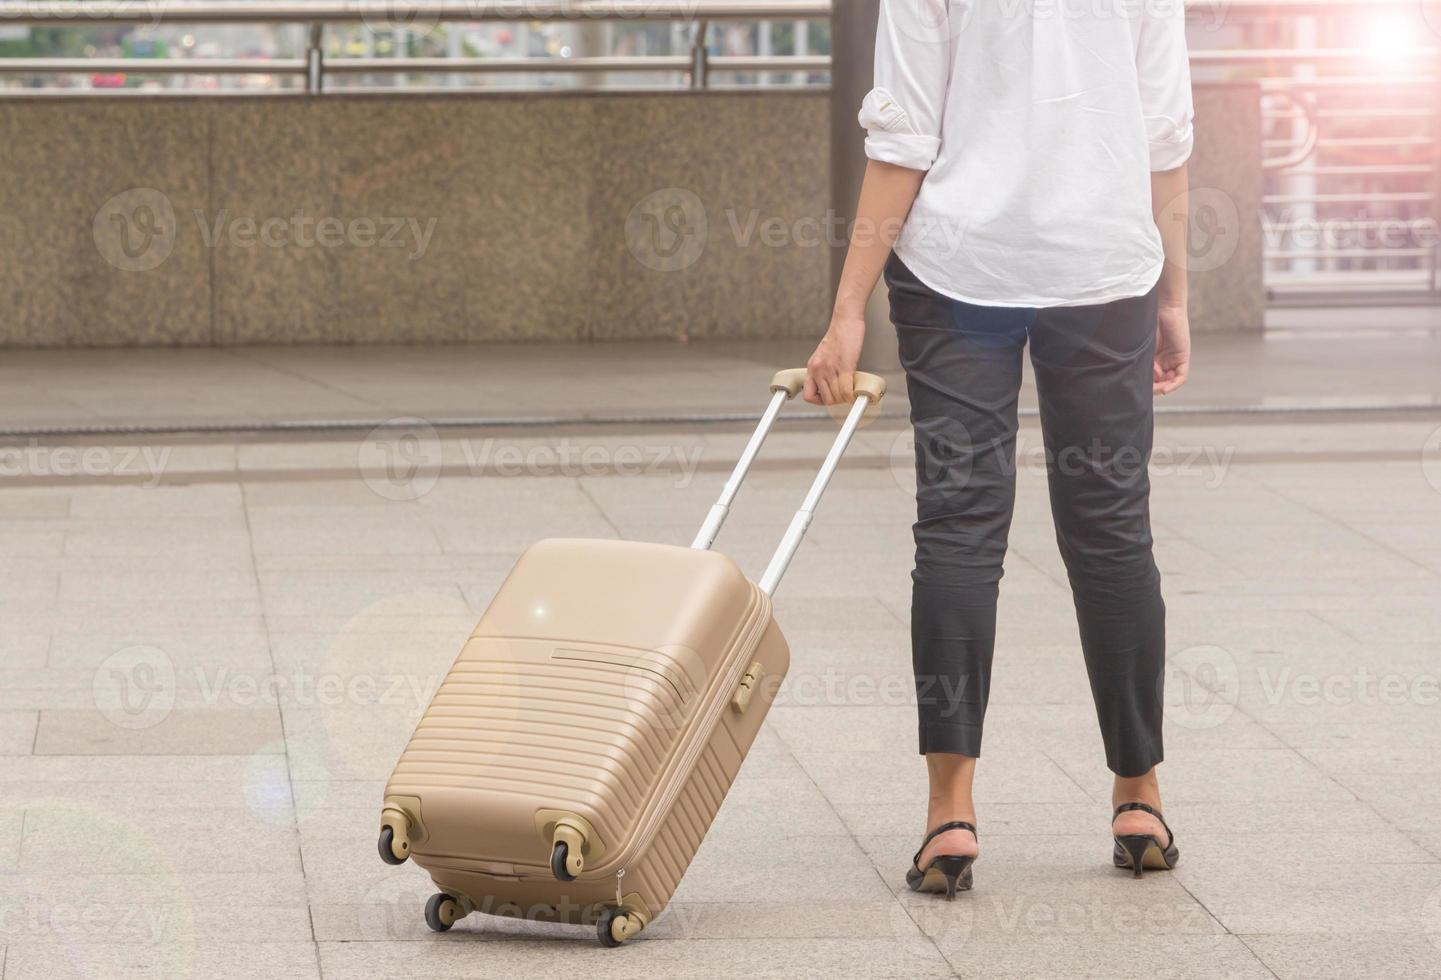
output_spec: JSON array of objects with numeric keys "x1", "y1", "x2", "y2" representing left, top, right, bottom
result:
[
  {"x1": 1137, "y1": 0, "x2": 1194, "y2": 395},
  {"x1": 1151, "y1": 163, "x2": 1190, "y2": 394},
  {"x1": 805, "y1": 0, "x2": 950, "y2": 406},
  {"x1": 805, "y1": 160, "x2": 926, "y2": 406}
]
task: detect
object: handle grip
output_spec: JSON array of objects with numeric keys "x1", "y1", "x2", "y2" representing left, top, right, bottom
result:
[{"x1": 770, "y1": 368, "x2": 887, "y2": 407}]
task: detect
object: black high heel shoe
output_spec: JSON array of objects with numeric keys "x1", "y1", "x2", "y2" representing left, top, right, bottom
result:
[
  {"x1": 905, "y1": 820, "x2": 977, "y2": 900},
  {"x1": 1112, "y1": 802, "x2": 1179, "y2": 878}
]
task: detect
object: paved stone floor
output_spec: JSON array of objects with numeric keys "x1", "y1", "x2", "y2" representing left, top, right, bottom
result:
[{"x1": 2, "y1": 333, "x2": 1440, "y2": 978}]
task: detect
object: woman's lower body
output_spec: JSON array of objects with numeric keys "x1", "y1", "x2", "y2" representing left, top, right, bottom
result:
[{"x1": 886, "y1": 252, "x2": 1174, "y2": 886}]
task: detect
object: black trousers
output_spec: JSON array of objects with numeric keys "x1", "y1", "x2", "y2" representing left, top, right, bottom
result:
[{"x1": 888, "y1": 253, "x2": 1166, "y2": 778}]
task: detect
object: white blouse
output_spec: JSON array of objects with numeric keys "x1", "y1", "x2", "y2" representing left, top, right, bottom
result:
[{"x1": 861, "y1": 0, "x2": 1195, "y2": 308}]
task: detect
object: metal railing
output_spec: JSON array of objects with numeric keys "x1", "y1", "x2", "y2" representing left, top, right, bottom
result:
[
  {"x1": 1, "y1": 0, "x2": 1438, "y2": 93},
  {"x1": 0, "y1": 0, "x2": 834, "y2": 92}
]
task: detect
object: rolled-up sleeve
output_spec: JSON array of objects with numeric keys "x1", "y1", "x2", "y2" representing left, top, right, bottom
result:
[
  {"x1": 1135, "y1": 0, "x2": 1194, "y2": 171},
  {"x1": 857, "y1": 0, "x2": 951, "y2": 171}
]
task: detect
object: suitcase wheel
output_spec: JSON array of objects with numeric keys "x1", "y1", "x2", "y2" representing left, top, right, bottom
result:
[
  {"x1": 377, "y1": 825, "x2": 409, "y2": 866},
  {"x1": 551, "y1": 841, "x2": 579, "y2": 882},
  {"x1": 596, "y1": 905, "x2": 637, "y2": 948},
  {"x1": 425, "y1": 893, "x2": 464, "y2": 933}
]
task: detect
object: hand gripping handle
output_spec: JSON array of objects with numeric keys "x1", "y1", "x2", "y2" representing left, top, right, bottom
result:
[{"x1": 692, "y1": 369, "x2": 886, "y2": 596}]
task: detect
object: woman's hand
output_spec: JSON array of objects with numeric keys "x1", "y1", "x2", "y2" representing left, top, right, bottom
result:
[
  {"x1": 804, "y1": 314, "x2": 866, "y2": 405},
  {"x1": 1153, "y1": 302, "x2": 1190, "y2": 395}
]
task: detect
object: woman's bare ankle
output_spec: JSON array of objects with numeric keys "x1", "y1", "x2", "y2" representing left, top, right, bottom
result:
[
  {"x1": 1112, "y1": 768, "x2": 1168, "y2": 841},
  {"x1": 920, "y1": 752, "x2": 980, "y2": 865}
]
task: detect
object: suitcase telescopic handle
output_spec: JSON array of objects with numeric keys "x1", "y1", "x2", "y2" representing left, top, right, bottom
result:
[{"x1": 690, "y1": 369, "x2": 887, "y2": 588}]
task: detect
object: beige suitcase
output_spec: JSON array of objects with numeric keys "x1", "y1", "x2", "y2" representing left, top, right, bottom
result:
[{"x1": 377, "y1": 369, "x2": 886, "y2": 946}]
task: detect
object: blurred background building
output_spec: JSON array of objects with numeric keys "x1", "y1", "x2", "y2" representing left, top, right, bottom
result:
[{"x1": 0, "y1": 0, "x2": 1436, "y2": 346}]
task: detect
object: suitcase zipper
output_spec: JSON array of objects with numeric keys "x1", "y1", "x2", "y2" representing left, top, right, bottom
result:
[{"x1": 580, "y1": 584, "x2": 771, "y2": 879}]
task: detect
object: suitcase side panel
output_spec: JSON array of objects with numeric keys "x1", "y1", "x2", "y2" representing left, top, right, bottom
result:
[
  {"x1": 422, "y1": 616, "x2": 790, "y2": 924},
  {"x1": 383, "y1": 539, "x2": 770, "y2": 878}
]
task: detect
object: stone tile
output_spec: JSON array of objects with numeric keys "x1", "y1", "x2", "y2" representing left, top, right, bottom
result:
[
  {"x1": 790, "y1": 746, "x2": 1091, "y2": 808},
  {"x1": 0, "y1": 635, "x2": 50, "y2": 671},
  {"x1": 1243, "y1": 933, "x2": 1441, "y2": 980},
  {"x1": 0, "y1": 872, "x2": 310, "y2": 945},
  {"x1": 1175, "y1": 858, "x2": 1441, "y2": 935},
  {"x1": 17, "y1": 804, "x2": 300, "y2": 875},
  {"x1": 933, "y1": 935, "x2": 1273, "y2": 979},
  {"x1": 246, "y1": 512, "x2": 445, "y2": 558},
  {"x1": 2, "y1": 942, "x2": 321, "y2": 980},
  {"x1": 1048, "y1": 746, "x2": 1355, "y2": 804},
  {"x1": 0, "y1": 713, "x2": 37, "y2": 755},
  {"x1": 64, "y1": 484, "x2": 244, "y2": 520},
  {"x1": 62, "y1": 520, "x2": 253, "y2": 557},
  {"x1": 33, "y1": 707, "x2": 283, "y2": 756},
  {"x1": 57, "y1": 567, "x2": 260, "y2": 603},
  {"x1": 0, "y1": 808, "x2": 20, "y2": 869},
  {"x1": 672, "y1": 833, "x2": 890, "y2": 908},
  {"x1": 317, "y1": 935, "x2": 952, "y2": 979}
]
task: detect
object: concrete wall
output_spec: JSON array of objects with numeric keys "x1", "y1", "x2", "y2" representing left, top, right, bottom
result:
[
  {"x1": 0, "y1": 83, "x2": 1261, "y2": 347},
  {"x1": 0, "y1": 92, "x2": 832, "y2": 346},
  {"x1": 1188, "y1": 82, "x2": 1266, "y2": 333}
]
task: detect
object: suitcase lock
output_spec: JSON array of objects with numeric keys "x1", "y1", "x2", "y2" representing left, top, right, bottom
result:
[{"x1": 730, "y1": 661, "x2": 764, "y2": 714}]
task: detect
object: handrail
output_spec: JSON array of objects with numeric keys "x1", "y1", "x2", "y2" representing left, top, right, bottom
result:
[
  {"x1": 0, "y1": 1, "x2": 832, "y2": 23},
  {"x1": 0, "y1": 0, "x2": 1436, "y2": 95},
  {"x1": 0, "y1": 1, "x2": 834, "y2": 93},
  {"x1": 0, "y1": 0, "x2": 1428, "y2": 21}
]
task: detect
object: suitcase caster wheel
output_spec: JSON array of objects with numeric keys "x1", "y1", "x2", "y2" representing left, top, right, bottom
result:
[
  {"x1": 597, "y1": 906, "x2": 636, "y2": 948},
  {"x1": 378, "y1": 825, "x2": 409, "y2": 866},
  {"x1": 425, "y1": 893, "x2": 463, "y2": 932},
  {"x1": 551, "y1": 841, "x2": 579, "y2": 881}
]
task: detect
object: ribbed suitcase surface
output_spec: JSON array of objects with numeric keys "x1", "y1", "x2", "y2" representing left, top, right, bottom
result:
[{"x1": 381, "y1": 538, "x2": 789, "y2": 930}]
